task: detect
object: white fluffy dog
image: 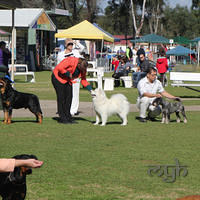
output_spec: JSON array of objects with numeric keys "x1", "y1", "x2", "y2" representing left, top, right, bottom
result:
[{"x1": 91, "y1": 89, "x2": 130, "y2": 126}]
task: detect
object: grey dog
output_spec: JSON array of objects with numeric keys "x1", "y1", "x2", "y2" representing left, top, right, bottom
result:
[{"x1": 152, "y1": 97, "x2": 187, "y2": 124}]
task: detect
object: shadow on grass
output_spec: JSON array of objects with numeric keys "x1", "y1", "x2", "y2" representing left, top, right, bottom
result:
[
  {"x1": 6, "y1": 120, "x2": 38, "y2": 123},
  {"x1": 52, "y1": 116, "x2": 93, "y2": 123},
  {"x1": 90, "y1": 120, "x2": 124, "y2": 125},
  {"x1": 135, "y1": 116, "x2": 184, "y2": 123},
  {"x1": 105, "y1": 121, "x2": 122, "y2": 125},
  {"x1": 180, "y1": 95, "x2": 200, "y2": 98},
  {"x1": 52, "y1": 117, "x2": 124, "y2": 125},
  {"x1": 13, "y1": 79, "x2": 29, "y2": 83}
]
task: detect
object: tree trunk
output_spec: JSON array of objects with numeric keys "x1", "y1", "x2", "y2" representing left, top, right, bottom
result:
[
  {"x1": 86, "y1": 0, "x2": 92, "y2": 22},
  {"x1": 130, "y1": 0, "x2": 147, "y2": 38},
  {"x1": 130, "y1": 0, "x2": 137, "y2": 37},
  {"x1": 154, "y1": 3, "x2": 160, "y2": 34},
  {"x1": 149, "y1": 19, "x2": 153, "y2": 34}
]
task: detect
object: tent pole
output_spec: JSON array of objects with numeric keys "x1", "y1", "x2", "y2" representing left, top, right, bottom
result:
[
  {"x1": 101, "y1": 39, "x2": 104, "y2": 58},
  {"x1": 198, "y1": 41, "x2": 200, "y2": 67},
  {"x1": 190, "y1": 43, "x2": 191, "y2": 64},
  {"x1": 11, "y1": 9, "x2": 15, "y2": 84}
]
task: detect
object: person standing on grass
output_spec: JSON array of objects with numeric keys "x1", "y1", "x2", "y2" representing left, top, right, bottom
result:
[
  {"x1": 57, "y1": 38, "x2": 85, "y2": 116},
  {"x1": 126, "y1": 42, "x2": 133, "y2": 62},
  {"x1": 137, "y1": 66, "x2": 179, "y2": 123},
  {"x1": 0, "y1": 41, "x2": 11, "y2": 75},
  {"x1": 52, "y1": 57, "x2": 92, "y2": 124},
  {"x1": 156, "y1": 47, "x2": 168, "y2": 87},
  {"x1": 0, "y1": 41, "x2": 11, "y2": 68}
]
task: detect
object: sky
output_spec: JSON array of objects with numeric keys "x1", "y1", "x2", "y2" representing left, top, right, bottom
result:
[
  {"x1": 167, "y1": 0, "x2": 192, "y2": 8},
  {"x1": 99, "y1": 0, "x2": 192, "y2": 10}
]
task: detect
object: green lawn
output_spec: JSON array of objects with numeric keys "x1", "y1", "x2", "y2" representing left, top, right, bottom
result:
[
  {"x1": 1, "y1": 69, "x2": 200, "y2": 200},
  {"x1": 0, "y1": 112, "x2": 200, "y2": 200},
  {"x1": 13, "y1": 70, "x2": 200, "y2": 105}
]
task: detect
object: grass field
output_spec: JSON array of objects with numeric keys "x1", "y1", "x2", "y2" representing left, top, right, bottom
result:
[
  {"x1": 1, "y1": 68, "x2": 200, "y2": 199},
  {"x1": 13, "y1": 70, "x2": 200, "y2": 105},
  {"x1": 0, "y1": 112, "x2": 200, "y2": 200}
]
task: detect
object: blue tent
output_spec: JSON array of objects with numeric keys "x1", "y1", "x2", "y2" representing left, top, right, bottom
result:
[
  {"x1": 93, "y1": 23, "x2": 120, "y2": 42},
  {"x1": 166, "y1": 45, "x2": 196, "y2": 56},
  {"x1": 190, "y1": 37, "x2": 200, "y2": 43}
]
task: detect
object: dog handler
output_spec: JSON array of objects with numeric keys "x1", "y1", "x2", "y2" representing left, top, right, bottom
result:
[
  {"x1": 137, "y1": 66, "x2": 179, "y2": 122},
  {"x1": 57, "y1": 39, "x2": 85, "y2": 116},
  {"x1": 0, "y1": 159, "x2": 43, "y2": 172},
  {"x1": 52, "y1": 56, "x2": 92, "y2": 124}
]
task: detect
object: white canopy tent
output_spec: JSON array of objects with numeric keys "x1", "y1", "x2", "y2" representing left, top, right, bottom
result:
[{"x1": 0, "y1": 8, "x2": 56, "y2": 80}]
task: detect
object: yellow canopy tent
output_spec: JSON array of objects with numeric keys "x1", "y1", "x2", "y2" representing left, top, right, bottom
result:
[{"x1": 55, "y1": 20, "x2": 114, "y2": 42}]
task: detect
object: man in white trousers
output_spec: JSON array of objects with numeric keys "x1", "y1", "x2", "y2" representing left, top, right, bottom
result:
[
  {"x1": 57, "y1": 38, "x2": 85, "y2": 116},
  {"x1": 137, "y1": 66, "x2": 179, "y2": 122}
]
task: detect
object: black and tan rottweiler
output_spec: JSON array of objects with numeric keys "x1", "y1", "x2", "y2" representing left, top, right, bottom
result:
[
  {"x1": 0, "y1": 77, "x2": 43, "y2": 124},
  {"x1": 0, "y1": 154, "x2": 38, "y2": 200}
]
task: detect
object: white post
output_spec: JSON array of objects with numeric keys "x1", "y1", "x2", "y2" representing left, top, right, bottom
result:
[
  {"x1": 97, "y1": 67, "x2": 104, "y2": 89},
  {"x1": 190, "y1": 43, "x2": 191, "y2": 64},
  {"x1": 101, "y1": 39, "x2": 104, "y2": 58},
  {"x1": 11, "y1": 9, "x2": 15, "y2": 83},
  {"x1": 198, "y1": 41, "x2": 200, "y2": 67}
]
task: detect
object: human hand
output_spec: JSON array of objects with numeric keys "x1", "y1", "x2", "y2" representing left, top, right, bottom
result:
[
  {"x1": 15, "y1": 159, "x2": 43, "y2": 168},
  {"x1": 155, "y1": 93, "x2": 162, "y2": 98},
  {"x1": 24, "y1": 159, "x2": 43, "y2": 168}
]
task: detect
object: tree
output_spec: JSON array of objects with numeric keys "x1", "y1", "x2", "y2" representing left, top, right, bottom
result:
[
  {"x1": 161, "y1": 5, "x2": 195, "y2": 39},
  {"x1": 86, "y1": 0, "x2": 100, "y2": 23},
  {"x1": 145, "y1": 0, "x2": 165, "y2": 34},
  {"x1": 130, "y1": 0, "x2": 146, "y2": 37},
  {"x1": 192, "y1": 0, "x2": 200, "y2": 10},
  {"x1": 20, "y1": 0, "x2": 54, "y2": 9},
  {"x1": 102, "y1": 0, "x2": 131, "y2": 35},
  {"x1": 60, "y1": 0, "x2": 86, "y2": 25}
]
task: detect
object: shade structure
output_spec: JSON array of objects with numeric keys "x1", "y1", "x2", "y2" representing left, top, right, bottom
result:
[
  {"x1": 131, "y1": 33, "x2": 169, "y2": 44},
  {"x1": 166, "y1": 45, "x2": 196, "y2": 56},
  {"x1": 93, "y1": 23, "x2": 120, "y2": 42},
  {"x1": 174, "y1": 36, "x2": 190, "y2": 45},
  {"x1": 55, "y1": 20, "x2": 114, "y2": 42},
  {"x1": 0, "y1": 9, "x2": 56, "y2": 31},
  {"x1": 191, "y1": 37, "x2": 200, "y2": 43},
  {"x1": 131, "y1": 37, "x2": 145, "y2": 43}
]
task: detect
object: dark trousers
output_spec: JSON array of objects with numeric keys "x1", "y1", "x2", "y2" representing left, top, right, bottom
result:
[
  {"x1": 132, "y1": 72, "x2": 147, "y2": 87},
  {"x1": 158, "y1": 73, "x2": 166, "y2": 87},
  {"x1": 51, "y1": 73, "x2": 72, "y2": 121},
  {"x1": 112, "y1": 72, "x2": 126, "y2": 87}
]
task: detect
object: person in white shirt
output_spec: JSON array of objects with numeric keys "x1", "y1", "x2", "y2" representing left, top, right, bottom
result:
[
  {"x1": 57, "y1": 38, "x2": 85, "y2": 116},
  {"x1": 137, "y1": 66, "x2": 179, "y2": 122},
  {"x1": 132, "y1": 46, "x2": 138, "y2": 66}
]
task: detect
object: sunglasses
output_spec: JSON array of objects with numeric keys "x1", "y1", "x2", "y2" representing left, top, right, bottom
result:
[{"x1": 67, "y1": 43, "x2": 73, "y2": 46}]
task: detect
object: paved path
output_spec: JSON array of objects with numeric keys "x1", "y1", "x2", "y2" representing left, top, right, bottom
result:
[{"x1": 0, "y1": 100, "x2": 200, "y2": 118}]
